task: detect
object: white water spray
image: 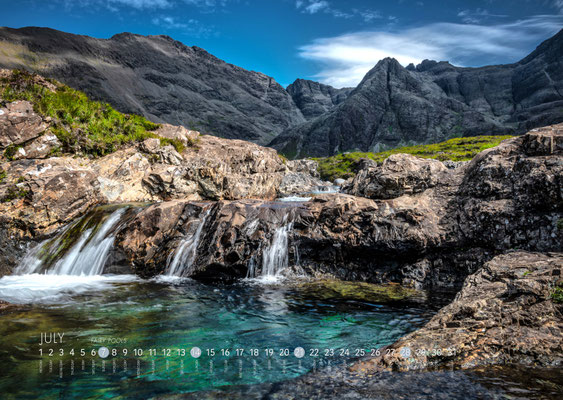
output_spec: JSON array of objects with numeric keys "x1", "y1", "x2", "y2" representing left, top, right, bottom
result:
[
  {"x1": 166, "y1": 210, "x2": 210, "y2": 276},
  {"x1": 16, "y1": 208, "x2": 126, "y2": 276},
  {"x1": 261, "y1": 221, "x2": 293, "y2": 278}
]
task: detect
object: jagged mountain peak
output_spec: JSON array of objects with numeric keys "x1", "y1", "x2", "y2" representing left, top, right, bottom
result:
[{"x1": 271, "y1": 30, "x2": 563, "y2": 158}]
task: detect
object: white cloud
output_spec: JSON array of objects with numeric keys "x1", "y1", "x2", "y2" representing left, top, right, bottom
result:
[
  {"x1": 304, "y1": 1, "x2": 329, "y2": 14},
  {"x1": 554, "y1": 0, "x2": 563, "y2": 13},
  {"x1": 152, "y1": 16, "x2": 188, "y2": 29},
  {"x1": 107, "y1": 0, "x2": 173, "y2": 9},
  {"x1": 457, "y1": 8, "x2": 507, "y2": 24},
  {"x1": 152, "y1": 15, "x2": 215, "y2": 37},
  {"x1": 360, "y1": 10, "x2": 382, "y2": 22},
  {"x1": 296, "y1": 1, "x2": 379, "y2": 21},
  {"x1": 298, "y1": 15, "x2": 563, "y2": 88},
  {"x1": 183, "y1": 0, "x2": 233, "y2": 10}
]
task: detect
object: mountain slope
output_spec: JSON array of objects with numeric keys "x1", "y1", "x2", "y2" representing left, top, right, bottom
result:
[
  {"x1": 0, "y1": 27, "x2": 305, "y2": 145},
  {"x1": 286, "y1": 78, "x2": 352, "y2": 120},
  {"x1": 271, "y1": 29, "x2": 563, "y2": 157}
]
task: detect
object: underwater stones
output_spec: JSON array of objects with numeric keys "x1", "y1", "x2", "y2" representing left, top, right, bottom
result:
[{"x1": 294, "y1": 280, "x2": 422, "y2": 303}]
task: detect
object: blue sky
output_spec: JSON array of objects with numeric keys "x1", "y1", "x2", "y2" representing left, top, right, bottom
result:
[{"x1": 1, "y1": 0, "x2": 562, "y2": 87}]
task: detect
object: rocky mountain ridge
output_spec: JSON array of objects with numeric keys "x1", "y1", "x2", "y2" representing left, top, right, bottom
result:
[
  {"x1": 1, "y1": 26, "x2": 562, "y2": 157},
  {"x1": 271, "y1": 28, "x2": 563, "y2": 157}
]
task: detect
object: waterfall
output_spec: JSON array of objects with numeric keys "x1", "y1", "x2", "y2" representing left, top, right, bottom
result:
[
  {"x1": 261, "y1": 222, "x2": 293, "y2": 277},
  {"x1": 16, "y1": 207, "x2": 127, "y2": 276},
  {"x1": 166, "y1": 209, "x2": 210, "y2": 276}
]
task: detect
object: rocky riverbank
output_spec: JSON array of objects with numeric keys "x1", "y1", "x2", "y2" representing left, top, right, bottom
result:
[{"x1": 0, "y1": 69, "x2": 562, "y2": 372}]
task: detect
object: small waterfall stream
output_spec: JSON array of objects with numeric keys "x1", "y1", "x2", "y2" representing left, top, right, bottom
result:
[
  {"x1": 166, "y1": 209, "x2": 210, "y2": 276},
  {"x1": 260, "y1": 220, "x2": 294, "y2": 278},
  {"x1": 16, "y1": 207, "x2": 130, "y2": 276}
]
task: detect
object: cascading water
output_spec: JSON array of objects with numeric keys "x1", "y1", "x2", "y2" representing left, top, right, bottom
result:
[
  {"x1": 261, "y1": 221, "x2": 293, "y2": 278},
  {"x1": 1, "y1": 206, "x2": 138, "y2": 304},
  {"x1": 16, "y1": 207, "x2": 128, "y2": 276},
  {"x1": 166, "y1": 209, "x2": 210, "y2": 276}
]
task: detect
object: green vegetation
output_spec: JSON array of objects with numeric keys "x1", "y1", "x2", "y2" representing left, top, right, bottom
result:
[
  {"x1": 3, "y1": 144, "x2": 22, "y2": 161},
  {"x1": 1, "y1": 185, "x2": 29, "y2": 202},
  {"x1": 0, "y1": 168, "x2": 6, "y2": 183},
  {"x1": 0, "y1": 70, "x2": 185, "y2": 157},
  {"x1": 313, "y1": 135, "x2": 514, "y2": 181},
  {"x1": 552, "y1": 285, "x2": 563, "y2": 303},
  {"x1": 557, "y1": 219, "x2": 563, "y2": 231}
]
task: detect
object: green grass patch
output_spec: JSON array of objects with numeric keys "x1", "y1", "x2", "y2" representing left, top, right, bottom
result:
[
  {"x1": 0, "y1": 70, "x2": 186, "y2": 157},
  {"x1": 3, "y1": 144, "x2": 22, "y2": 161},
  {"x1": 0, "y1": 169, "x2": 6, "y2": 184},
  {"x1": 312, "y1": 135, "x2": 514, "y2": 181},
  {"x1": 552, "y1": 286, "x2": 563, "y2": 303},
  {"x1": 1, "y1": 185, "x2": 28, "y2": 202}
]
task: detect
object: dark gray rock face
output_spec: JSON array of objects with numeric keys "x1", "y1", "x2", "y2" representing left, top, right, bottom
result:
[
  {"x1": 286, "y1": 78, "x2": 352, "y2": 120},
  {"x1": 0, "y1": 27, "x2": 305, "y2": 145},
  {"x1": 271, "y1": 30, "x2": 563, "y2": 157}
]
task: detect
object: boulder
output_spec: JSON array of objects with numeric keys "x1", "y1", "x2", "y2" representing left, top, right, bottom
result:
[
  {"x1": 345, "y1": 153, "x2": 447, "y2": 199},
  {"x1": 354, "y1": 251, "x2": 563, "y2": 371},
  {"x1": 0, "y1": 101, "x2": 49, "y2": 149}
]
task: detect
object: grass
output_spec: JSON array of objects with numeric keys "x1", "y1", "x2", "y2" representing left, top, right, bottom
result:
[
  {"x1": 552, "y1": 286, "x2": 563, "y2": 304},
  {"x1": 1, "y1": 184, "x2": 28, "y2": 202},
  {"x1": 3, "y1": 144, "x2": 22, "y2": 161},
  {"x1": 0, "y1": 70, "x2": 185, "y2": 157},
  {"x1": 0, "y1": 169, "x2": 6, "y2": 184},
  {"x1": 312, "y1": 135, "x2": 514, "y2": 181}
]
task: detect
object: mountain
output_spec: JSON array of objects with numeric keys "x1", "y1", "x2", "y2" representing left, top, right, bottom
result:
[
  {"x1": 270, "y1": 29, "x2": 563, "y2": 157},
  {"x1": 0, "y1": 26, "x2": 305, "y2": 145},
  {"x1": 1, "y1": 26, "x2": 562, "y2": 157},
  {"x1": 286, "y1": 79, "x2": 352, "y2": 120}
]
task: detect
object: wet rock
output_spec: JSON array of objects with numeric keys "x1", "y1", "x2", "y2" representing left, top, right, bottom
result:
[{"x1": 353, "y1": 252, "x2": 563, "y2": 371}]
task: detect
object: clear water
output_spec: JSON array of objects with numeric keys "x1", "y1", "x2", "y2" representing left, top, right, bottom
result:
[{"x1": 0, "y1": 276, "x2": 436, "y2": 399}]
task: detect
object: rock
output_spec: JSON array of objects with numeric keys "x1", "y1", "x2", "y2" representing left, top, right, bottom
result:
[
  {"x1": 140, "y1": 138, "x2": 183, "y2": 165},
  {"x1": 333, "y1": 178, "x2": 346, "y2": 186},
  {"x1": 345, "y1": 154, "x2": 447, "y2": 199},
  {"x1": 353, "y1": 251, "x2": 563, "y2": 371},
  {"x1": 522, "y1": 123, "x2": 563, "y2": 155},
  {"x1": 0, "y1": 101, "x2": 49, "y2": 149},
  {"x1": 286, "y1": 78, "x2": 352, "y2": 120},
  {"x1": 12, "y1": 133, "x2": 61, "y2": 160},
  {"x1": 270, "y1": 30, "x2": 563, "y2": 157},
  {"x1": 153, "y1": 124, "x2": 199, "y2": 146},
  {"x1": 286, "y1": 159, "x2": 320, "y2": 178}
]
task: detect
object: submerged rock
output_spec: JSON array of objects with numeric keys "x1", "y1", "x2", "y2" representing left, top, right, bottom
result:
[{"x1": 293, "y1": 280, "x2": 423, "y2": 303}]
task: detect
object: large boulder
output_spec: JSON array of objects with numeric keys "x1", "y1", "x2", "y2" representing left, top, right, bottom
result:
[
  {"x1": 354, "y1": 251, "x2": 563, "y2": 371},
  {"x1": 345, "y1": 154, "x2": 447, "y2": 199}
]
